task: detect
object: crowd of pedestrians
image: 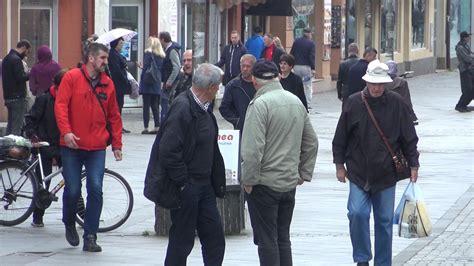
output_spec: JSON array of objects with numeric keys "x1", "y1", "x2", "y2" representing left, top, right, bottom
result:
[{"x1": 1, "y1": 27, "x2": 471, "y2": 266}]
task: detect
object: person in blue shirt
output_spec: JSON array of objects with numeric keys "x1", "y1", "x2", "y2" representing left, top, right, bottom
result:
[{"x1": 245, "y1": 26, "x2": 265, "y2": 59}]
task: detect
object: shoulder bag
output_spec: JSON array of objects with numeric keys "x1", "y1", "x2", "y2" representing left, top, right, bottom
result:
[
  {"x1": 360, "y1": 91, "x2": 410, "y2": 180},
  {"x1": 80, "y1": 68, "x2": 113, "y2": 146},
  {"x1": 142, "y1": 53, "x2": 159, "y2": 85}
]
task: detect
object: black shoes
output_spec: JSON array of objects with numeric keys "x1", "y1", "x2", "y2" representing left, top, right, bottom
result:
[
  {"x1": 357, "y1": 262, "x2": 369, "y2": 266},
  {"x1": 122, "y1": 128, "x2": 131, "y2": 133},
  {"x1": 83, "y1": 234, "x2": 102, "y2": 252},
  {"x1": 65, "y1": 225, "x2": 79, "y2": 246},
  {"x1": 455, "y1": 106, "x2": 471, "y2": 113}
]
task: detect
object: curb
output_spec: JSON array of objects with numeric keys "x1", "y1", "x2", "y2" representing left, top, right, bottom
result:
[{"x1": 393, "y1": 184, "x2": 474, "y2": 264}]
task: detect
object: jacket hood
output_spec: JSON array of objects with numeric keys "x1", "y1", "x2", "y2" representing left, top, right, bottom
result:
[{"x1": 37, "y1": 45, "x2": 53, "y2": 64}]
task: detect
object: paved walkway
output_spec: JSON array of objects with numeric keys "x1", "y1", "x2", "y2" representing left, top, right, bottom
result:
[
  {"x1": 394, "y1": 185, "x2": 474, "y2": 265},
  {"x1": 0, "y1": 70, "x2": 473, "y2": 265}
]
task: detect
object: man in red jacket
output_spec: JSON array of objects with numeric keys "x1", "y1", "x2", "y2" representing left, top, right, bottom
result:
[{"x1": 55, "y1": 43, "x2": 123, "y2": 252}]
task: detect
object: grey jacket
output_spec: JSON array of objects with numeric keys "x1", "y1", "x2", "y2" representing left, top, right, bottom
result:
[
  {"x1": 241, "y1": 80, "x2": 318, "y2": 192},
  {"x1": 455, "y1": 41, "x2": 474, "y2": 73}
]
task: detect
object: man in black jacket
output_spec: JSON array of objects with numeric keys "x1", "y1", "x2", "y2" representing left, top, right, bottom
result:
[
  {"x1": 1, "y1": 40, "x2": 31, "y2": 135},
  {"x1": 336, "y1": 43, "x2": 359, "y2": 102},
  {"x1": 216, "y1": 30, "x2": 248, "y2": 85},
  {"x1": 146, "y1": 63, "x2": 226, "y2": 266},
  {"x1": 454, "y1": 31, "x2": 473, "y2": 112},
  {"x1": 290, "y1": 27, "x2": 316, "y2": 104},
  {"x1": 345, "y1": 47, "x2": 377, "y2": 100},
  {"x1": 219, "y1": 54, "x2": 256, "y2": 132},
  {"x1": 332, "y1": 60, "x2": 419, "y2": 266}
]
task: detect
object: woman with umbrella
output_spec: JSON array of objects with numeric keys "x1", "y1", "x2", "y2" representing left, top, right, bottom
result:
[
  {"x1": 138, "y1": 37, "x2": 165, "y2": 134},
  {"x1": 108, "y1": 37, "x2": 132, "y2": 133}
]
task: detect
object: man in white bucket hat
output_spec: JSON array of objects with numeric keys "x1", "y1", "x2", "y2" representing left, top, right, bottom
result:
[{"x1": 332, "y1": 60, "x2": 420, "y2": 265}]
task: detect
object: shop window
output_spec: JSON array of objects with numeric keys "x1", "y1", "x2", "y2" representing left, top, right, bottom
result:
[
  {"x1": 381, "y1": 0, "x2": 398, "y2": 55},
  {"x1": 364, "y1": 0, "x2": 373, "y2": 48},
  {"x1": 449, "y1": 0, "x2": 472, "y2": 57},
  {"x1": 411, "y1": 0, "x2": 425, "y2": 49},
  {"x1": 346, "y1": 0, "x2": 356, "y2": 45},
  {"x1": 20, "y1": 0, "x2": 53, "y2": 67},
  {"x1": 292, "y1": 0, "x2": 315, "y2": 39}
]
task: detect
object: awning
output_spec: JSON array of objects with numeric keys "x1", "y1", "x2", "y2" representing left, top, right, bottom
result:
[
  {"x1": 245, "y1": 0, "x2": 293, "y2": 16},
  {"x1": 215, "y1": 0, "x2": 267, "y2": 11}
]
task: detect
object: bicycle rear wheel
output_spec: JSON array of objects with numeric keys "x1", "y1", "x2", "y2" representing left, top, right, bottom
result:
[
  {"x1": 76, "y1": 169, "x2": 133, "y2": 232},
  {"x1": 0, "y1": 161, "x2": 37, "y2": 226}
]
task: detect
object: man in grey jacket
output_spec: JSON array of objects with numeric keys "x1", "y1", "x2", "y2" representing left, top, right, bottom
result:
[
  {"x1": 241, "y1": 60, "x2": 318, "y2": 266},
  {"x1": 455, "y1": 31, "x2": 473, "y2": 112}
]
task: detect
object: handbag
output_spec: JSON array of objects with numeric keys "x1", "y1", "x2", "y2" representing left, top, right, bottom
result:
[
  {"x1": 142, "y1": 53, "x2": 159, "y2": 85},
  {"x1": 360, "y1": 92, "x2": 411, "y2": 180}
]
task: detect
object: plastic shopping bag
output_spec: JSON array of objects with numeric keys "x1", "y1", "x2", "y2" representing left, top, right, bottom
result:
[
  {"x1": 395, "y1": 182, "x2": 432, "y2": 238},
  {"x1": 127, "y1": 71, "x2": 139, "y2": 100}
]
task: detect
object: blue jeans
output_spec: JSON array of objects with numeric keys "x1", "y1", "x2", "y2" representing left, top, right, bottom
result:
[
  {"x1": 61, "y1": 147, "x2": 105, "y2": 237},
  {"x1": 347, "y1": 182, "x2": 396, "y2": 266}
]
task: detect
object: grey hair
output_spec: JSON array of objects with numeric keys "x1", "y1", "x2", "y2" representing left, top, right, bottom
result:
[
  {"x1": 192, "y1": 63, "x2": 222, "y2": 89},
  {"x1": 254, "y1": 77, "x2": 279, "y2": 87},
  {"x1": 348, "y1": 43, "x2": 359, "y2": 55},
  {"x1": 240, "y1": 54, "x2": 256, "y2": 64}
]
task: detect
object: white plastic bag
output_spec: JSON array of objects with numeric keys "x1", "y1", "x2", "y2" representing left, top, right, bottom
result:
[
  {"x1": 127, "y1": 71, "x2": 139, "y2": 100},
  {"x1": 395, "y1": 182, "x2": 432, "y2": 238}
]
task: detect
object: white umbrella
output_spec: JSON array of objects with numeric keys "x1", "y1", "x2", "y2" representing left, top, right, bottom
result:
[{"x1": 96, "y1": 28, "x2": 138, "y2": 45}]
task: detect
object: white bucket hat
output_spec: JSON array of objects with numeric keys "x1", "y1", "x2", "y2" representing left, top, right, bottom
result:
[{"x1": 362, "y1": 60, "x2": 393, "y2": 84}]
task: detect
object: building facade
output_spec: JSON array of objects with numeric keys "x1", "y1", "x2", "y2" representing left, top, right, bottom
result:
[{"x1": 1, "y1": 0, "x2": 472, "y2": 122}]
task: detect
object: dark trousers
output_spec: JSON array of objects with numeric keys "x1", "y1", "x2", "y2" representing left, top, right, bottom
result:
[
  {"x1": 5, "y1": 98, "x2": 27, "y2": 135},
  {"x1": 165, "y1": 183, "x2": 225, "y2": 266},
  {"x1": 142, "y1": 93, "x2": 160, "y2": 128},
  {"x1": 32, "y1": 147, "x2": 61, "y2": 222},
  {"x1": 246, "y1": 185, "x2": 296, "y2": 266},
  {"x1": 116, "y1": 92, "x2": 125, "y2": 114},
  {"x1": 456, "y1": 70, "x2": 473, "y2": 108}
]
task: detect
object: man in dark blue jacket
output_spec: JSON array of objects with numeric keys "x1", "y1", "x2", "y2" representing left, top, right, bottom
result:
[
  {"x1": 159, "y1": 31, "x2": 181, "y2": 123},
  {"x1": 337, "y1": 43, "x2": 359, "y2": 101},
  {"x1": 219, "y1": 54, "x2": 256, "y2": 132},
  {"x1": 345, "y1": 47, "x2": 377, "y2": 100},
  {"x1": 216, "y1": 30, "x2": 248, "y2": 85},
  {"x1": 291, "y1": 28, "x2": 315, "y2": 105}
]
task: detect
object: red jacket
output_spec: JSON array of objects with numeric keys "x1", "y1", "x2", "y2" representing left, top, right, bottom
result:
[{"x1": 55, "y1": 65, "x2": 123, "y2": 150}]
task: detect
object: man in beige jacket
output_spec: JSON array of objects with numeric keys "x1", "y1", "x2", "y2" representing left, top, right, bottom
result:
[{"x1": 241, "y1": 60, "x2": 318, "y2": 266}]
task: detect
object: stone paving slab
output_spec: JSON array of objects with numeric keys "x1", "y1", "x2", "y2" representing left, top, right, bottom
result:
[{"x1": 393, "y1": 185, "x2": 474, "y2": 265}]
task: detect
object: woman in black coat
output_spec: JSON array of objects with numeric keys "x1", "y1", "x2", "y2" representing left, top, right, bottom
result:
[
  {"x1": 108, "y1": 37, "x2": 131, "y2": 133},
  {"x1": 279, "y1": 54, "x2": 308, "y2": 111}
]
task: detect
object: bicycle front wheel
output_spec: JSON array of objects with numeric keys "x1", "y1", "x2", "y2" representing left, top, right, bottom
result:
[
  {"x1": 76, "y1": 169, "x2": 133, "y2": 232},
  {"x1": 0, "y1": 160, "x2": 37, "y2": 226}
]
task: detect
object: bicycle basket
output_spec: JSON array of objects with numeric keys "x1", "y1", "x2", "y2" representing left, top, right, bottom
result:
[{"x1": 0, "y1": 145, "x2": 31, "y2": 160}]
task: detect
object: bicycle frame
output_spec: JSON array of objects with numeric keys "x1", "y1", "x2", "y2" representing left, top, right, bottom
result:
[{"x1": 27, "y1": 149, "x2": 64, "y2": 196}]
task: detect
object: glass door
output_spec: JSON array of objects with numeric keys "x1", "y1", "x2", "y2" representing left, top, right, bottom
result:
[
  {"x1": 111, "y1": 0, "x2": 144, "y2": 107},
  {"x1": 20, "y1": 6, "x2": 52, "y2": 67}
]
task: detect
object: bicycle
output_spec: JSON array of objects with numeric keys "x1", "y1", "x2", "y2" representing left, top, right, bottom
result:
[{"x1": 0, "y1": 140, "x2": 134, "y2": 232}]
